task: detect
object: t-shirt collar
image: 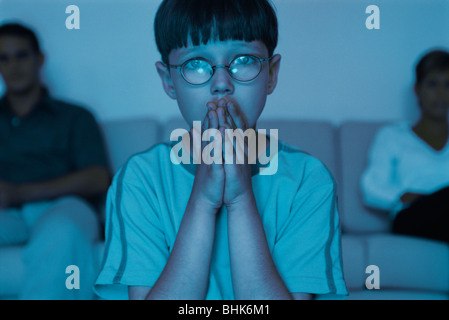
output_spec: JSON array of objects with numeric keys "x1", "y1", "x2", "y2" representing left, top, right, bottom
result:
[{"x1": 0, "y1": 87, "x2": 56, "y2": 115}]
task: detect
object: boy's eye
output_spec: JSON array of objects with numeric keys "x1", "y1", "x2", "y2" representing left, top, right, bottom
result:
[
  {"x1": 184, "y1": 59, "x2": 210, "y2": 71},
  {"x1": 233, "y1": 55, "x2": 256, "y2": 66}
]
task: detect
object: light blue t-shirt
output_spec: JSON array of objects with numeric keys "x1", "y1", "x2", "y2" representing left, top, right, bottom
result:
[{"x1": 95, "y1": 140, "x2": 347, "y2": 299}]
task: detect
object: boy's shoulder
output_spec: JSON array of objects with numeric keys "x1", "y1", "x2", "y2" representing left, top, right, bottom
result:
[
  {"x1": 275, "y1": 140, "x2": 335, "y2": 184},
  {"x1": 113, "y1": 142, "x2": 174, "y2": 180}
]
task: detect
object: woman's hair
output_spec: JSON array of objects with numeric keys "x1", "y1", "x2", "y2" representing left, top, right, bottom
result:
[
  {"x1": 154, "y1": 0, "x2": 278, "y2": 64},
  {"x1": 415, "y1": 49, "x2": 449, "y2": 85}
]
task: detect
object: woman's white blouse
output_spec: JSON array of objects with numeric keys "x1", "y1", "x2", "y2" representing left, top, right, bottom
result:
[{"x1": 360, "y1": 121, "x2": 449, "y2": 217}]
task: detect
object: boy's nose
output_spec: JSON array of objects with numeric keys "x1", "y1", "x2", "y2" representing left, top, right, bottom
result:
[{"x1": 210, "y1": 67, "x2": 234, "y2": 96}]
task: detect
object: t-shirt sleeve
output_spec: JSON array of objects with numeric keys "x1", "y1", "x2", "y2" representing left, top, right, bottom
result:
[
  {"x1": 69, "y1": 108, "x2": 109, "y2": 170},
  {"x1": 271, "y1": 160, "x2": 348, "y2": 299},
  {"x1": 94, "y1": 160, "x2": 169, "y2": 299}
]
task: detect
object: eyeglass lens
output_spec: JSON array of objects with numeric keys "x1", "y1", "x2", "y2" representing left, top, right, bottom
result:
[{"x1": 182, "y1": 55, "x2": 262, "y2": 85}]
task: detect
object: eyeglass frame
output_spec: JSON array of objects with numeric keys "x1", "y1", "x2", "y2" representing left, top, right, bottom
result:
[{"x1": 165, "y1": 54, "x2": 274, "y2": 85}]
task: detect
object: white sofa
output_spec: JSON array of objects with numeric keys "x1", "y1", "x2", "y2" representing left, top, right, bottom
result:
[{"x1": 1, "y1": 118, "x2": 448, "y2": 299}]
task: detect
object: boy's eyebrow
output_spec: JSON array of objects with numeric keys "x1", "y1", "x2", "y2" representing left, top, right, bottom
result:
[{"x1": 172, "y1": 41, "x2": 268, "y2": 62}]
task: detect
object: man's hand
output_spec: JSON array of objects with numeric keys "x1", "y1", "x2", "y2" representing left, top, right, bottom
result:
[
  {"x1": 0, "y1": 180, "x2": 22, "y2": 208},
  {"x1": 0, "y1": 167, "x2": 109, "y2": 209},
  {"x1": 400, "y1": 192, "x2": 423, "y2": 204}
]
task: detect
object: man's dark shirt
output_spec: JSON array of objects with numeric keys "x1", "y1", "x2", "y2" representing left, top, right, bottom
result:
[{"x1": 0, "y1": 89, "x2": 109, "y2": 184}]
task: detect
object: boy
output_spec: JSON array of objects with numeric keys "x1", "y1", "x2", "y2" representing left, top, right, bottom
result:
[{"x1": 95, "y1": 0, "x2": 347, "y2": 300}]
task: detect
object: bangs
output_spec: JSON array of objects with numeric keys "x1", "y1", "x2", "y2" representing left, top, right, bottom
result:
[{"x1": 155, "y1": 0, "x2": 278, "y2": 63}]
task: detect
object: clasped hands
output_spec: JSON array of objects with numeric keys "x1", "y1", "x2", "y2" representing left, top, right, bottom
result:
[{"x1": 190, "y1": 98, "x2": 254, "y2": 210}]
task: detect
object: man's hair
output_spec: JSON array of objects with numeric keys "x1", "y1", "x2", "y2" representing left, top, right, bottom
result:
[
  {"x1": 415, "y1": 49, "x2": 449, "y2": 85},
  {"x1": 0, "y1": 22, "x2": 41, "y2": 53},
  {"x1": 154, "y1": 0, "x2": 278, "y2": 64}
]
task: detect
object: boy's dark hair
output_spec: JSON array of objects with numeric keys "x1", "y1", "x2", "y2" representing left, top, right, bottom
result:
[
  {"x1": 0, "y1": 22, "x2": 41, "y2": 53},
  {"x1": 415, "y1": 49, "x2": 449, "y2": 85},
  {"x1": 154, "y1": 0, "x2": 278, "y2": 64}
]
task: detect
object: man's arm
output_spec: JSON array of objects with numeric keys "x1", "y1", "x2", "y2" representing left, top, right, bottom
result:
[{"x1": 0, "y1": 165, "x2": 110, "y2": 208}]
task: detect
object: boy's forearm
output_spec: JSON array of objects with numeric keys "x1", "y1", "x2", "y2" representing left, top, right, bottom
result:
[
  {"x1": 146, "y1": 198, "x2": 217, "y2": 300},
  {"x1": 227, "y1": 193, "x2": 293, "y2": 300}
]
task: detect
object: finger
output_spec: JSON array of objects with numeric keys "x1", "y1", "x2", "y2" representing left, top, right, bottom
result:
[
  {"x1": 216, "y1": 98, "x2": 227, "y2": 108},
  {"x1": 224, "y1": 106, "x2": 236, "y2": 129},
  {"x1": 226, "y1": 128, "x2": 248, "y2": 164},
  {"x1": 191, "y1": 121, "x2": 203, "y2": 164},
  {"x1": 216, "y1": 106, "x2": 227, "y2": 129},
  {"x1": 208, "y1": 109, "x2": 218, "y2": 130},
  {"x1": 227, "y1": 101, "x2": 248, "y2": 131},
  {"x1": 219, "y1": 125, "x2": 230, "y2": 164},
  {"x1": 200, "y1": 112, "x2": 210, "y2": 148},
  {"x1": 204, "y1": 111, "x2": 224, "y2": 166},
  {"x1": 202, "y1": 111, "x2": 210, "y2": 131},
  {"x1": 206, "y1": 101, "x2": 217, "y2": 111},
  {"x1": 225, "y1": 106, "x2": 251, "y2": 164}
]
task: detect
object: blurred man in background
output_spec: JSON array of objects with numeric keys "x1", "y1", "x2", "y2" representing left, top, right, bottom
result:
[{"x1": 0, "y1": 22, "x2": 110, "y2": 299}]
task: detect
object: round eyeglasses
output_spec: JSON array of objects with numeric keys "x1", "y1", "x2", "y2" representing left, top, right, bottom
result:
[{"x1": 166, "y1": 55, "x2": 273, "y2": 85}]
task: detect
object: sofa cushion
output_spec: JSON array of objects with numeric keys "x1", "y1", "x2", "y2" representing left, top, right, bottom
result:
[
  {"x1": 0, "y1": 245, "x2": 24, "y2": 297},
  {"x1": 346, "y1": 289, "x2": 449, "y2": 300},
  {"x1": 341, "y1": 235, "x2": 368, "y2": 291},
  {"x1": 0, "y1": 242, "x2": 105, "y2": 299},
  {"x1": 338, "y1": 121, "x2": 391, "y2": 233},
  {"x1": 366, "y1": 234, "x2": 449, "y2": 292}
]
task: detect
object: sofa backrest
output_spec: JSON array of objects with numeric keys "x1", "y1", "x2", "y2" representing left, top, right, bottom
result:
[
  {"x1": 160, "y1": 117, "x2": 190, "y2": 143},
  {"x1": 337, "y1": 121, "x2": 391, "y2": 234},
  {"x1": 100, "y1": 117, "x2": 392, "y2": 235},
  {"x1": 257, "y1": 119, "x2": 338, "y2": 178},
  {"x1": 101, "y1": 118, "x2": 160, "y2": 174}
]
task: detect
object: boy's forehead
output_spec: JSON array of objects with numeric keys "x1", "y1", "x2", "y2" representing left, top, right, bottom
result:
[{"x1": 168, "y1": 39, "x2": 269, "y2": 62}]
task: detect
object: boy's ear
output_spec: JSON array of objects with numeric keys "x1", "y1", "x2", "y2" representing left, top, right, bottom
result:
[
  {"x1": 267, "y1": 54, "x2": 281, "y2": 95},
  {"x1": 156, "y1": 61, "x2": 177, "y2": 100}
]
